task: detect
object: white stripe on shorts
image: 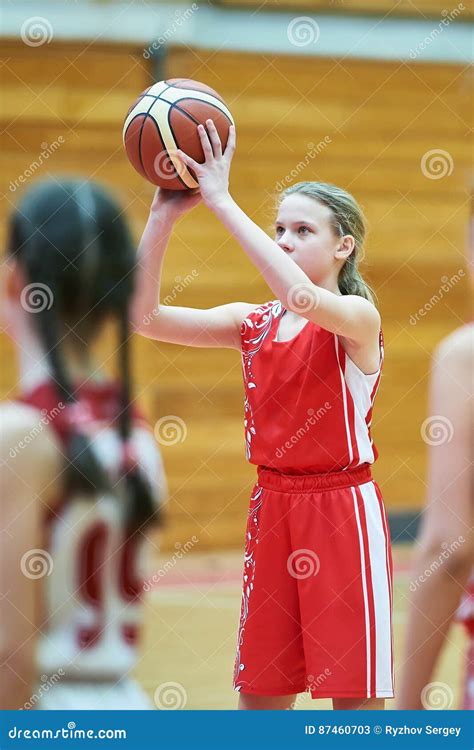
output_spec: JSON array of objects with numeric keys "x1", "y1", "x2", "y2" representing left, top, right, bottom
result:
[
  {"x1": 351, "y1": 486, "x2": 371, "y2": 698},
  {"x1": 359, "y1": 481, "x2": 393, "y2": 696}
]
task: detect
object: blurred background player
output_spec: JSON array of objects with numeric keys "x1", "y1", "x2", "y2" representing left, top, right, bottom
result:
[
  {"x1": 398, "y1": 200, "x2": 473, "y2": 710},
  {"x1": 0, "y1": 179, "x2": 166, "y2": 710}
]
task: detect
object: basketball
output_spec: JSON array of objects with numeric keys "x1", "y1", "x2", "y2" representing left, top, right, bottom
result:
[{"x1": 123, "y1": 79, "x2": 235, "y2": 190}]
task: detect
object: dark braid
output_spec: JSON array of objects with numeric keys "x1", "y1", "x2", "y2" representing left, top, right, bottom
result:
[
  {"x1": 33, "y1": 301, "x2": 110, "y2": 496},
  {"x1": 117, "y1": 306, "x2": 160, "y2": 534},
  {"x1": 8, "y1": 178, "x2": 159, "y2": 533}
]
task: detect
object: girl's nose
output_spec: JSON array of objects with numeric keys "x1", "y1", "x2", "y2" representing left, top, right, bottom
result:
[{"x1": 277, "y1": 234, "x2": 294, "y2": 253}]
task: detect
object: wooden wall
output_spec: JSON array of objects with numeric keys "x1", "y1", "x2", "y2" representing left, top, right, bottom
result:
[
  {"x1": 215, "y1": 0, "x2": 473, "y2": 19},
  {"x1": 1, "y1": 39, "x2": 470, "y2": 549}
]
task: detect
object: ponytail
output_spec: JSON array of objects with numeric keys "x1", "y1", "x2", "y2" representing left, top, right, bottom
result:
[
  {"x1": 33, "y1": 300, "x2": 110, "y2": 497},
  {"x1": 117, "y1": 306, "x2": 160, "y2": 535},
  {"x1": 337, "y1": 252, "x2": 376, "y2": 303}
]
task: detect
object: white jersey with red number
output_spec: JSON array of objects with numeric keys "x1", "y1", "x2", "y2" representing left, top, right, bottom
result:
[{"x1": 18, "y1": 379, "x2": 165, "y2": 682}]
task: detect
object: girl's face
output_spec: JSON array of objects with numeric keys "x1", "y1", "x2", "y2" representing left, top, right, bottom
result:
[{"x1": 275, "y1": 194, "x2": 351, "y2": 286}]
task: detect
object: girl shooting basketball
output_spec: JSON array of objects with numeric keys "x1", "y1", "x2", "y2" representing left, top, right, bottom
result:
[
  {"x1": 0, "y1": 179, "x2": 166, "y2": 710},
  {"x1": 133, "y1": 121, "x2": 393, "y2": 710}
]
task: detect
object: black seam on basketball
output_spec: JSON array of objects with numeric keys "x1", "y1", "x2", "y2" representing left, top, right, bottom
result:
[
  {"x1": 164, "y1": 80, "x2": 226, "y2": 104},
  {"x1": 136, "y1": 93, "x2": 165, "y2": 177},
  {"x1": 134, "y1": 84, "x2": 172, "y2": 109},
  {"x1": 172, "y1": 100, "x2": 233, "y2": 128},
  {"x1": 165, "y1": 107, "x2": 195, "y2": 190}
]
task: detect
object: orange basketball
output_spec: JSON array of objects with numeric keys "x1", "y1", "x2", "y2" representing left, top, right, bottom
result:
[{"x1": 123, "y1": 78, "x2": 235, "y2": 190}]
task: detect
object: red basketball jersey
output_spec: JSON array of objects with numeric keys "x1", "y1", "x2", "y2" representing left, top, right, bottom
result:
[
  {"x1": 16, "y1": 379, "x2": 163, "y2": 680},
  {"x1": 241, "y1": 301, "x2": 383, "y2": 473}
]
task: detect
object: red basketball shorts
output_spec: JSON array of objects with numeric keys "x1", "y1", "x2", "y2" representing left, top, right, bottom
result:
[{"x1": 233, "y1": 464, "x2": 394, "y2": 700}]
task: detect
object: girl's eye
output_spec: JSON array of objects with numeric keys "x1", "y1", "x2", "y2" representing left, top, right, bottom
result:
[
  {"x1": 298, "y1": 226, "x2": 310, "y2": 234},
  {"x1": 275, "y1": 226, "x2": 284, "y2": 235}
]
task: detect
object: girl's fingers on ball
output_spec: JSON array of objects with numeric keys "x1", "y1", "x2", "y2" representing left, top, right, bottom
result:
[
  {"x1": 176, "y1": 150, "x2": 200, "y2": 173},
  {"x1": 225, "y1": 125, "x2": 236, "y2": 160},
  {"x1": 197, "y1": 123, "x2": 214, "y2": 160},
  {"x1": 206, "y1": 119, "x2": 222, "y2": 157}
]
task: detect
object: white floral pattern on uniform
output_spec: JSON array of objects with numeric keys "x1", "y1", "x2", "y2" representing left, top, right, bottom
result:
[
  {"x1": 233, "y1": 484, "x2": 263, "y2": 690},
  {"x1": 241, "y1": 301, "x2": 282, "y2": 460}
]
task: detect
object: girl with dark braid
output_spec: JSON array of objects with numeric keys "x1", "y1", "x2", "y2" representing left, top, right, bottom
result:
[{"x1": 0, "y1": 179, "x2": 166, "y2": 710}]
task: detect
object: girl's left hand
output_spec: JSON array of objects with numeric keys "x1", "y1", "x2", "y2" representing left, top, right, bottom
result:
[{"x1": 177, "y1": 120, "x2": 236, "y2": 211}]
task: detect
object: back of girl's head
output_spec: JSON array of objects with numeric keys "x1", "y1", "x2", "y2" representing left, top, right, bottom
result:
[
  {"x1": 281, "y1": 181, "x2": 375, "y2": 304},
  {"x1": 8, "y1": 178, "x2": 158, "y2": 535},
  {"x1": 9, "y1": 179, "x2": 135, "y2": 339}
]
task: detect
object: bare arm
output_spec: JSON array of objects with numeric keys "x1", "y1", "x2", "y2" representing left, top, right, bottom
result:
[
  {"x1": 131, "y1": 190, "x2": 255, "y2": 350},
  {"x1": 398, "y1": 325, "x2": 473, "y2": 709},
  {"x1": 213, "y1": 196, "x2": 380, "y2": 351},
  {"x1": 0, "y1": 404, "x2": 62, "y2": 709},
  {"x1": 177, "y1": 122, "x2": 381, "y2": 354}
]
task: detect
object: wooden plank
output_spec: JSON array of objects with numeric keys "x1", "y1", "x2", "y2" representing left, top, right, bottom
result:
[{"x1": 214, "y1": 0, "x2": 473, "y2": 20}]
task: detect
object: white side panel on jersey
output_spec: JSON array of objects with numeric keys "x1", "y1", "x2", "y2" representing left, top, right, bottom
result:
[{"x1": 343, "y1": 356, "x2": 378, "y2": 465}]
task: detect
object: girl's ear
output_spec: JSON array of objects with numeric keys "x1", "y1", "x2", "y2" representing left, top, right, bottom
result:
[{"x1": 335, "y1": 235, "x2": 355, "y2": 261}]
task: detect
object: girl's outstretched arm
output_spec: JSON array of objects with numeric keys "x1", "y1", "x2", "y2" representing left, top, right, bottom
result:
[
  {"x1": 131, "y1": 189, "x2": 255, "y2": 350},
  {"x1": 178, "y1": 122, "x2": 380, "y2": 349}
]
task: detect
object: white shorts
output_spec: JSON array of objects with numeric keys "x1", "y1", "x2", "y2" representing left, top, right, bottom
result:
[{"x1": 37, "y1": 679, "x2": 154, "y2": 710}]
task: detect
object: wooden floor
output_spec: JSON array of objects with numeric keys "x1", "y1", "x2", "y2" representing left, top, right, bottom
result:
[{"x1": 135, "y1": 544, "x2": 467, "y2": 710}]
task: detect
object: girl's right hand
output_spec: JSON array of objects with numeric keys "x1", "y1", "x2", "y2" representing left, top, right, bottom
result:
[{"x1": 151, "y1": 187, "x2": 202, "y2": 219}]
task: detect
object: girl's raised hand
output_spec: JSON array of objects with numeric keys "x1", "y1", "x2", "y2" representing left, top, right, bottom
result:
[
  {"x1": 177, "y1": 120, "x2": 236, "y2": 211},
  {"x1": 151, "y1": 186, "x2": 202, "y2": 219}
]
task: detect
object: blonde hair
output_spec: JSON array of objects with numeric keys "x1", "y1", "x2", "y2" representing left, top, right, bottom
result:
[{"x1": 281, "y1": 181, "x2": 376, "y2": 304}]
